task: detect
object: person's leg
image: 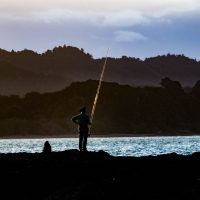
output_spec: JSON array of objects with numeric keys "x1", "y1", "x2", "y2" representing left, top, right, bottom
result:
[
  {"x1": 79, "y1": 133, "x2": 83, "y2": 151},
  {"x1": 83, "y1": 132, "x2": 88, "y2": 151}
]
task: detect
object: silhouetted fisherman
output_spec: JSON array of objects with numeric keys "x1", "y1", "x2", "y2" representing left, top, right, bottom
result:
[
  {"x1": 42, "y1": 141, "x2": 51, "y2": 153},
  {"x1": 71, "y1": 107, "x2": 92, "y2": 152}
]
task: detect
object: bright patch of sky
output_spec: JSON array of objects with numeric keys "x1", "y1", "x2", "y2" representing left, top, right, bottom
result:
[
  {"x1": 0, "y1": 0, "x2": 200, "y2": 60},
  {"x1": 114, "y1": 31, "x2": 147, "y2": 42}
]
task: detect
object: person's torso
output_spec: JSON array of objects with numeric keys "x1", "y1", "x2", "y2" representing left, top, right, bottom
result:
[{"x1": 76, "y1": 113, "x2": 89, "y2": 126}]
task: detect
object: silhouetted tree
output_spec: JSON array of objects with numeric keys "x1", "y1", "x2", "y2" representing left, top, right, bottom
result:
[
  {"x1": 25, "y1": 91, "x2": 41, "y2": 98},
  {"x1": 160, "y1": 77, "x2": 184, "y2": 97},
  {"x1": 87, "y1": 53, "x2": 93, "y2": 59},
  {"x1": 44, "y1": 50, "x2": 52, "y2": 56},
  {"x1": 191, "y1": 80, "x2": 200, "y2": 98},
  {"x1": 10, "y1": 95, "x2": 20, "y2": 99}
]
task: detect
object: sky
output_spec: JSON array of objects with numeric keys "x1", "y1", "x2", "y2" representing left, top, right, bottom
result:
[{"x1": 0, "y1": 0, "x2": 200, "y2": 60}]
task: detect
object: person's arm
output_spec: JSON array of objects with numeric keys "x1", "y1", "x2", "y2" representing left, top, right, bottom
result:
[
  {"x1": 87, "y1": 116, "x2": 92, "y2": 136},
  {"x1": 71, "y1": 116, "x2": 78, "y2": 124},
  {"x1": 88, "y1": 115, "x2": 92, "y2": 125}
]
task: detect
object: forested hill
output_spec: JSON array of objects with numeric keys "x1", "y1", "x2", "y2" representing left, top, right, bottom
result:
[
  {"x1": 0, "y1": 46, "x2": 200, "y2": 91},
  {"x1": 0, "y1": 79, "x2": 200, "y2": 137},
  {"x1": 0, "y1": 61, "x2": 71, "y2": 96}
]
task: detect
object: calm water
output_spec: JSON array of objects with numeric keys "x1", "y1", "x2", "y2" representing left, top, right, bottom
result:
[{"x1": 0, "y1": 136, "x2": 200, "y2": 157}]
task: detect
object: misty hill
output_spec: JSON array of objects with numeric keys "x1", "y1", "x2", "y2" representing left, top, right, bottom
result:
[
  {"x1": 0, "y1": 61, "x2": 71, "y2": 96},
  {"x1": 0, "y1": 46, "x2": 200, "y2": 89},
  {"x1": 0, "y1": 79, "x2": 200, "y2": 137}
]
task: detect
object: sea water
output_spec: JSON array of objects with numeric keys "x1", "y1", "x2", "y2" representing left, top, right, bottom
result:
[{"x1": 0, "y1": 136, "x2": 200, "y2": 157}]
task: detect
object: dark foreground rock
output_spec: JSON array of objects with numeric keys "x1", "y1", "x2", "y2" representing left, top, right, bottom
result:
[{"x1": 1, "y1": 150, "x2": 200, "y2": 200}]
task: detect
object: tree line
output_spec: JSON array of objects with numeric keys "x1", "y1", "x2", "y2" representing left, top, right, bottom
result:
[{"x1": 0, "y1": 78, "x2": 200, "y2": 136}]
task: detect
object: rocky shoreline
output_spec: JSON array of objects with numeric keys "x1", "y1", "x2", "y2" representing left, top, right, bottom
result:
[{"x1": 1, "y1": 150, "x2": 200, "y2": 199}]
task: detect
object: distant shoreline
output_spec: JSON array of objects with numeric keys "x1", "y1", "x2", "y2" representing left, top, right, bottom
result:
[{"x1": 0, "y1": 133, "x2": 200, "y2": 139}]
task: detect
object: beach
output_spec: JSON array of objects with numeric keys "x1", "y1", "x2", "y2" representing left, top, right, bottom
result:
[{"x1": 0, "y1": 150, "x2": 200, "y2": 199}]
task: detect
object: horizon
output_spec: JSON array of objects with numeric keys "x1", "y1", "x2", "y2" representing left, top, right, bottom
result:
[
  {"x1": 1, "y1": 45, "x2": 200, "y2": 62},
  {"x1": 1, "y1": 0, "x2": 200, "y2": 60}
]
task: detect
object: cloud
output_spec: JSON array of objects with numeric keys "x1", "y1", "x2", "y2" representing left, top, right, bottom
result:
[
  {"x1": 1, "y1": 0, "x2": 200, "y2": 27},
  {"x1": 1, "y1": 0, "x2": 200, "y2": 13},
  {"x1": 101, "y1": 10, "x2": 149, "y2": 27},
  {"x1": 114, "y1": 30, "x2": 147, "y2": 42}
]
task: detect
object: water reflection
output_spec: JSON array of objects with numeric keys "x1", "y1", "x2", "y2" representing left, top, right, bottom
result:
[{"x1": 0, "y1": 136, "x2": 200, "y2": 157}]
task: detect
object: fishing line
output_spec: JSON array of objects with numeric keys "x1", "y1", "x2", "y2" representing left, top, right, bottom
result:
[
  {"x1": 88, "y1": 47, "x2": 199, "y2": 134},
  {"x1": 90, "y1": 42, "x2": 112, "y2": 124},
  {"x1": 141, "y1": 62, "x2": 200, "y2": 149},
  {"x1": 141, "y1": 62, "x2": 200, "y2": 103}
]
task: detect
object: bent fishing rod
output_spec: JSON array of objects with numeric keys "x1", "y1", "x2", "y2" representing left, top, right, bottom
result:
[{"x1": 89, "y1": 42, "x2": 112, "y2": 135}]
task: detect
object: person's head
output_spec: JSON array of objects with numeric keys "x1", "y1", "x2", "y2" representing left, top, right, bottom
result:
[
  {"x1": 43, "y1": 141, "x2": 51, "y2": 153},
  {"x1": 79, "y1": 106, "x2": 86, "y2": 113},
  {"x1": 44, "y1": 141, "x2": 49, "y2": 146}
]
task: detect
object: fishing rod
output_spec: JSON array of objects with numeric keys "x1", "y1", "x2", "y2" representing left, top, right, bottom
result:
[{"x1": 89, "y1": 42, "x2": 112, "y2": 135}]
